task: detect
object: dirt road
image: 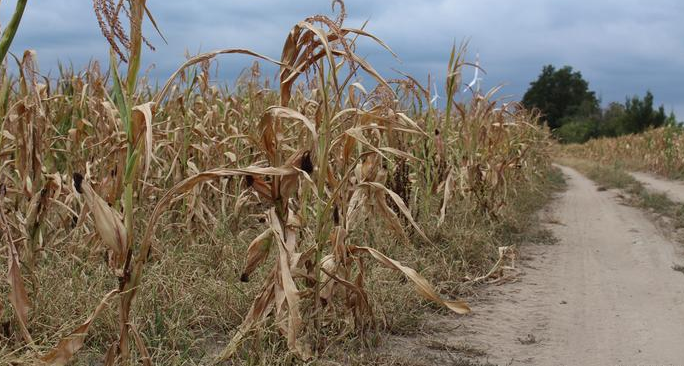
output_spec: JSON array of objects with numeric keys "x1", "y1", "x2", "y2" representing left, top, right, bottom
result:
[
  {"x1": 630, "y1": 171, "x2": 684, "y2": 203},
  {"x1": 386, "y1": 165, "x2": 684, "y2": 366}
]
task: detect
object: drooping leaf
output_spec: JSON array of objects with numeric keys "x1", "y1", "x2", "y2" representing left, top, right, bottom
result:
[
  {"x1": 241, "y1": 228, "x2": 273, "y2": 282},
  {"x1": 350, "y1": 246, "x2": 470, "y2": 314}
]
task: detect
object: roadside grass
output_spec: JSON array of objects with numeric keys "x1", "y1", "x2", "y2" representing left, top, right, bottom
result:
[{"x1": 493, "y1": 167, "x2": 565, "y2": 248}]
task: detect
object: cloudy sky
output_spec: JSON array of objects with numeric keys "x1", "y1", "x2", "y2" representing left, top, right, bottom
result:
[{"x1": 3, "y1": 0, "x2": 683, "y2": 116}]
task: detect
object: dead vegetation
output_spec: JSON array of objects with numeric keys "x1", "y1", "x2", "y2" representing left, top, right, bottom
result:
[
  {"x1": 0, "y1": 1, "x2": 552, "y2": 364},
  {"x1": 561, "y1": 125, "x2": 684, "y2": 179}
]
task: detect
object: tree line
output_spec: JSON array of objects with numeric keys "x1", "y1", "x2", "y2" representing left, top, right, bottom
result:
[{"x1": 522, "y1": 65, "x2": 678, "y2": 143}]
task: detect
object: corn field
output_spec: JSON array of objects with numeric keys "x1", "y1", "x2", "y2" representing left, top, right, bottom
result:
[
  {"x1": 562, "y1": 126, "x2": 684, "y2": 179},
  {"x1": 0, "y1": 2, "x2": 551, "y2": 364}
]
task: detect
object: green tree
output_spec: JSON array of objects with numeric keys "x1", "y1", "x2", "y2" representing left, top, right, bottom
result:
[
  {"x1": 522, "y1": 65, "x2": 599, "y2": 130},
  {"x1": 619, "y1": 91, "x2": 667, "y2": 135},
  {"x1": 554, "y1": 118, "x2": 596, "y2": 144},
  {"x1": 596, "y1": 102, "x2": 625, "y2": 137}
]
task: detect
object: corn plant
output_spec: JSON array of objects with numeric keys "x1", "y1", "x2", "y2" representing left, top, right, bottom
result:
[
  {"x1": 0, "y1": 0, "x2": 28, "y2": 62},
  {"x1": 562, "y1": 125, "x2": 684, "y2": 179},
  {"x1": 0, "y1": 1, "x2": 553, "y2": 364}
]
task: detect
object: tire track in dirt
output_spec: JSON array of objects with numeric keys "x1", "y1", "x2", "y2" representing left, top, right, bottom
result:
[{"x1": 384, "y1": 165, "x2": 684, "y2": 366}]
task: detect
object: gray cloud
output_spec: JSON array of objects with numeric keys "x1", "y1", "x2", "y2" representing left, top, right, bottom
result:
[{"x1": 4, "y1": 0, "x2": 683, "y2": 116}]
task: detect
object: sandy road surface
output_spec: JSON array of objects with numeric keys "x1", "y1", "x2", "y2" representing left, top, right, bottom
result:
[
  {"x1": 630, "y1": 171, "x2": 684, "y2": 203},
  {"x1": 386, "y1": 165, "x2": 684, "y2": 366}
]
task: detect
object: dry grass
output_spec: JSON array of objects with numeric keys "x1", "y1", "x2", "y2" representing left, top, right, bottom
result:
[{"x1": 0, "y1": 2, "x2": 552, "y2": 364}]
